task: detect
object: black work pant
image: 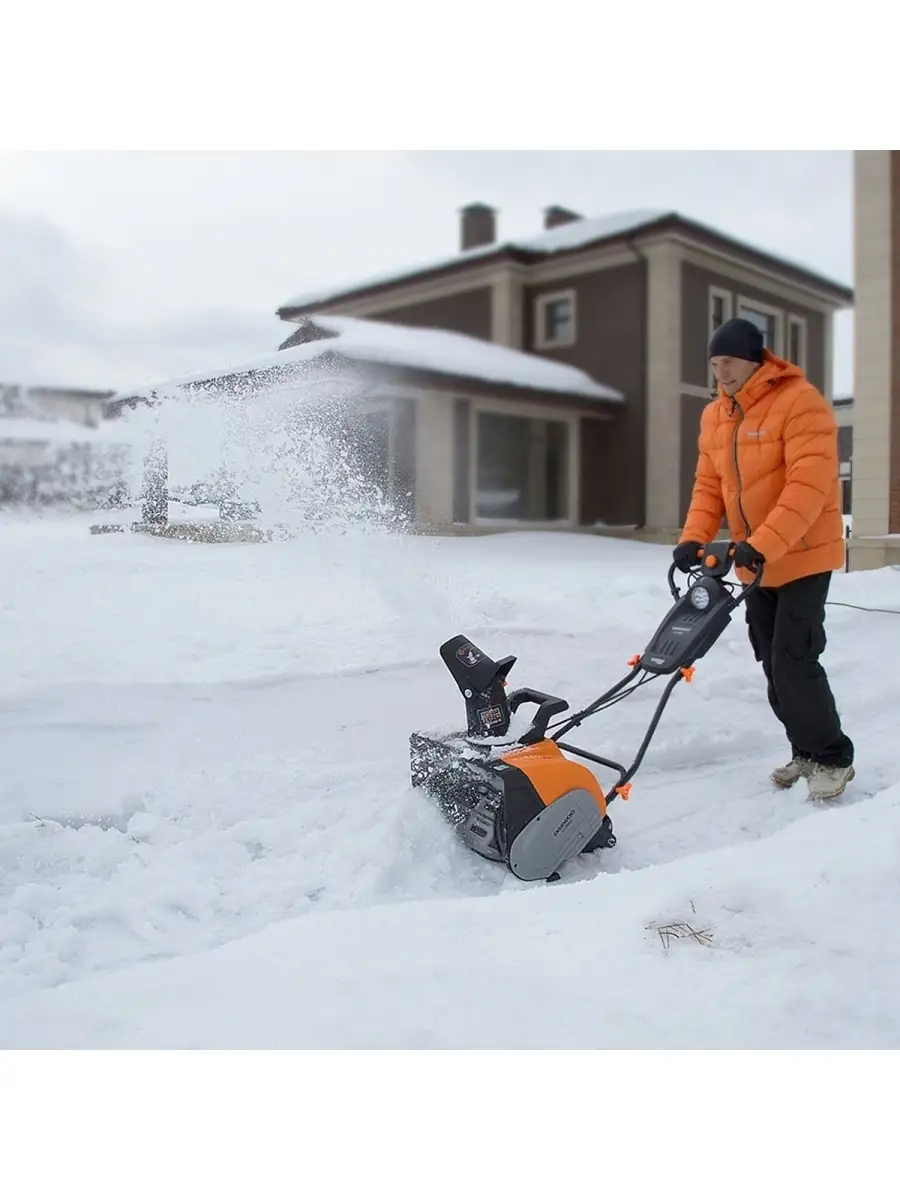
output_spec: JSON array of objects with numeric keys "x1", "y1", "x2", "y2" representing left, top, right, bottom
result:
[{"x1": 743, "y1": 570, "x2": 854, "y2": 768}]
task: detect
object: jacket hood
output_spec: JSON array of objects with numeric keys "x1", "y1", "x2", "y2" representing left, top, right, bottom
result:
[{"x1": 716, "y1": 350, "x2": 805, "y2": 412}]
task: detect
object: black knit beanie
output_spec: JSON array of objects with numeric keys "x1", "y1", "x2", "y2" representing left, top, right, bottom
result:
[{"x1": 708, "y1": 317, "x2": 765, "y2": 363}]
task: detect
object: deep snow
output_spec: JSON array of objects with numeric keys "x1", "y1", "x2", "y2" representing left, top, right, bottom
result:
[{"x1": 2, "y1": 512, "x2": 900, "y2": 1047}]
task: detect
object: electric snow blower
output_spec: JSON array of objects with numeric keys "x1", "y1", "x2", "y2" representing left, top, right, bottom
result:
[{"x1": 409, "y1": 541, "x2": 763, "y2": 883}]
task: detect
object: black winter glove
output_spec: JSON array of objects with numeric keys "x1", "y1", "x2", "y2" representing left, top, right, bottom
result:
[
  {"x1": 733, "y1": 541, "x2": 765, "y2": 571},
  {"x1": 672, "y1": 540, "x2": 703, "y2": 573}
]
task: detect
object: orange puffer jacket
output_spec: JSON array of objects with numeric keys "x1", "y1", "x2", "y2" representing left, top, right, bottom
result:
[{"x1": 680, "y1": 351, "x2": 845, "y2": 587}]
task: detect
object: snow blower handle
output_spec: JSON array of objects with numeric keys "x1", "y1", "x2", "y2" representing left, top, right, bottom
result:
[
  {"x1": 508, "y1": 688, "x2": 570, "y2": 745},
  {"x1": 667, "y1": 539, "x2": 763, "y2": 601}
]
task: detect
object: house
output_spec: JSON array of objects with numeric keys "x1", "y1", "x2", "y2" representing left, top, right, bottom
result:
[
  {"x1": 104, "y1": 315, "x2": 624, "y2": 532},
  {"x1": 849, "y1": 150, "x2": 900, "y2": 570},
  {"x1": 0, "y1": 384, "x2": 128, "y2": 507},
  {"x1": 0, "y1": 383, "x2": 114, "y2": 428},
  {"x1": 276, "y1": 205, "x2": 854, "y2": 539}
]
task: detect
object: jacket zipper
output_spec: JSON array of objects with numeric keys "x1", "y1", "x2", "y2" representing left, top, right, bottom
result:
[{"x1": 730, "y1": 397, "x2": 751, "y2": 540}]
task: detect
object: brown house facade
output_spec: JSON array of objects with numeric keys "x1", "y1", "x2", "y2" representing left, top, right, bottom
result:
[{"x1": 278, "y1": 206, "x2": 853, "y2": 538}]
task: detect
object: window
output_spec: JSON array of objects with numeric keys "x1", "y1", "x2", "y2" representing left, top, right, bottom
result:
[
  {"x1": 736, "y1": 297, "x2": 783, "y2": 354},
  {"x1": 709, "y1": 287, "x2": 732, "y2": 336},
  {"x1": 534, "y1": 290, "x2": 576, "y2": 349},
  {"x1": 787, "y1": 315, "x2": 807, "y2": 369},
  {"x1": 837, "y1": 424, "x2": 852, "y2": 467},
  {"x1": 474, "y1": 411, "x2": 570, "y2": 522},
  {"x1": 708, "y1": 287, "x2": 733, "y2": 387}
]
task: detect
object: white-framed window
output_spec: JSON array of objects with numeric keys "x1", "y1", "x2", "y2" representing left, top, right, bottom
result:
[
  {"x1": 709, "y1": 286, "x2": 733, "y2": 337},
  {"x1": 472, "y1": 405, "x2": 575, "y2": 524},
  {"x1": 708, "y1": 286, "x2": 733, "y2": 387},
  {"x1": 837, "y1": 424, "x2": 852, "y2": 469},
  {"x1": 787, "y1": 314, "x2": 807, "y2": 370},
  {"x1": 534, "y1": 289, "x2": 576, "y2": 350},
  {"x1": 736, "y1": 295, "x2": 783, "y2": 355}
]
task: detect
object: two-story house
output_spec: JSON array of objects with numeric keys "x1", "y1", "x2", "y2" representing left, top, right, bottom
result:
[{"x1": 276, "y1": 205, "x2": 853, "y2": 539}]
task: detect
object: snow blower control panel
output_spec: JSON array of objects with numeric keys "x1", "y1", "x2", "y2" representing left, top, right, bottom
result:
[{"x1": 638, "y1": 540, "x2": 762, "y2": 676}]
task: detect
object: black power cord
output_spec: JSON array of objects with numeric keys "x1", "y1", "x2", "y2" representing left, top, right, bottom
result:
[
  {"x1": 826, "y1": 600, "x2": 900, "y2": 616},
  {"x1": 545, "y1": 671, "x2": 655, "y2": 734}
]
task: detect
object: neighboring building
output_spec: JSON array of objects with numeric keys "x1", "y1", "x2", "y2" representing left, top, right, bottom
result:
[
  {"x1": 0, "y1": 383, "x2": 114, "y2": 427},
  {"x1": 850, "y1": 150, "x2": 900, "y2": 569},
  {"x1": 276, "y1": 206, "x2": 854, "y2": 537},
  {"x1": 105, "y1": 315, "x2": 624, "y2": 532},
  {"x1": 0, "y1": 383, "x2": 125, "y2": 507}
]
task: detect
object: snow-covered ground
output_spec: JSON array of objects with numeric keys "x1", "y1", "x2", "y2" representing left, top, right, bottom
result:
[{"x1": 2, "y1": 511, "x2": 899, "y2": 1048}]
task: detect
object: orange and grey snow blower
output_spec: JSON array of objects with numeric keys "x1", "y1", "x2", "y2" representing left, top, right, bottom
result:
[{"x1": 410, "y1": 541, "x2": 763, "y2": 883}]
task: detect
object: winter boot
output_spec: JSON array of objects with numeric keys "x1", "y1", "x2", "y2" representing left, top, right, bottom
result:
[
  {"x1": 807, "y1": 763, "x2": 856, "y2": 801},
  {"x1": 770, "y1": 755, "x2": 813, "y2": 789}
]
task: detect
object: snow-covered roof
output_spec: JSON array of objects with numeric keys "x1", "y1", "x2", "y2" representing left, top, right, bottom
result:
[
  {"x1": 109, "y1": 314, "x2": 623, "y2": 405},
  {"x1": 278, "y1": 207, "x2": 854, "y2": 313},
  {"x1": 0, "y1": 417, "x2": 130, "y2": 446},
  {"x1": 279, "y1": 210, "x2": 667, "y2": 311}
]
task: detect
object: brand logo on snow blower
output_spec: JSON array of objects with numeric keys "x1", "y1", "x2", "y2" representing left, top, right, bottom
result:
[
  {"x1": 456, "y1": 643, "x2": 484, "y2": 667},
  {"x1": 479, "y1": 705, "x2": 504, "y2": 729},
  {"x1": 553, "y1": 809, "x2": 575, "y2": 837},
  {"x1": 649, "y1": 656, "x2": 666, "y2": 665}
]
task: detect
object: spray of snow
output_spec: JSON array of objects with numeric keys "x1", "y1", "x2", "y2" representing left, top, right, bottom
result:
[{"x1": 115, "y1": 361, "x2": 409, "y2": 539}]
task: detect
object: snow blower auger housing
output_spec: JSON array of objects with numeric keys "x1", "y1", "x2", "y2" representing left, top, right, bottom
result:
[{"x1": 410, "y1": 541, "x2": 762, "y2": 882}]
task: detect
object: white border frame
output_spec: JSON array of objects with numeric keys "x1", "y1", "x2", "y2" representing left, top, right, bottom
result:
[
  {"x1": 533, "y1": 288, "x2": 577, "y2": 350},
  {"x1": 786, "y1": 313, "x2": 808, "y2": 370},
  {"x1": 469, "y1": 398, "x2": 580, "y2": 529},
  {"x1": 709, "y1": 286, "x2": 733, "y2": 328},
  {"x1": 708, "y1": 285, "x2": 734, "y2": 387},
  {"x1": 736, "y1": 294, "x2": 784, "y2": 356}
]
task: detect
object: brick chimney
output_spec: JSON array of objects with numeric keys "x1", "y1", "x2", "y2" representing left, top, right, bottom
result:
[
  {"x1": 460, "y1": 203, "x2": 497, "y2": 251},
  {"x1": 543, "y1": 205, "x2": 582, "y2": 230}
]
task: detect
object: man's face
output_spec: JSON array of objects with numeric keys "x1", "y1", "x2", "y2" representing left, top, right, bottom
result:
[{"x1": 710, "y1": 355, "x2": 759, "y2": 397}]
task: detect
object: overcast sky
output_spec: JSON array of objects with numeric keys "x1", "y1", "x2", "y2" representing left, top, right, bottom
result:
[{"x1": 0, "y1": 150, "x2": 854, "y2": 396}]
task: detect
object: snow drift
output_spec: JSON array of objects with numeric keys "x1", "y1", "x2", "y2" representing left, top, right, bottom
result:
[{"x1": 1, "y1": 516, "x2": 899, "y2": 1047}]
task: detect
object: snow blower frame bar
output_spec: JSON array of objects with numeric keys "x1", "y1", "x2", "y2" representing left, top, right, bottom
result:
[{"x1": 512, "y1": 540, "x2": 764, "y2": 803}]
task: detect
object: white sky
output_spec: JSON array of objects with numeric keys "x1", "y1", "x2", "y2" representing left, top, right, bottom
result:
[{"x1": 0, "y1": 150, "x2": 854, "y2": 396}]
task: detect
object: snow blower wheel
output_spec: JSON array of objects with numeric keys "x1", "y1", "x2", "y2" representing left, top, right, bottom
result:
[{"x1": 409, "y1": 540, "x2": 763, "y2": 883}]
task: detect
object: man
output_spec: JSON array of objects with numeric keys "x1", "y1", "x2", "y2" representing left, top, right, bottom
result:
[{"x1": 674, "y1": 315, "x2": 854, "y2": 800}]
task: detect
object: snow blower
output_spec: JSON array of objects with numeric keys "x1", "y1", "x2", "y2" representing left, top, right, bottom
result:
[{"x1": 409, "y1": 541, "x2": 763, "y2": 883}]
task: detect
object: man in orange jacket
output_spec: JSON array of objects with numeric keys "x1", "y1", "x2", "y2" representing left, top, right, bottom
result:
[{"x1": 674, "y1": 316, "x2": 854, "y2": 800}]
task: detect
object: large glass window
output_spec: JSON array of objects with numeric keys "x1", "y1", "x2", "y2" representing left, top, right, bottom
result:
[{"x1": 475, "y1": 412, "x2": 569, "y2": 521}]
